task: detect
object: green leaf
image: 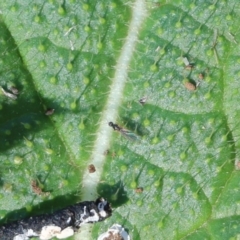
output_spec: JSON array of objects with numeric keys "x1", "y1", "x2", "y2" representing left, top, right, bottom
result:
[{"x1": 1, "y1": 0, "x2": 240, "y2": 240}]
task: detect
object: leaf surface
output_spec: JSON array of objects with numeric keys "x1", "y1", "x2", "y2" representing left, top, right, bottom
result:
[{"x1": 1, "y1": 1, "x2": 240, "y2": 240}]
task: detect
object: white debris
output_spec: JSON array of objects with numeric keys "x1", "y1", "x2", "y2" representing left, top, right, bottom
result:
[
  {"x1": 97, "y1": 224, "x2": 130, "y2": 240},
  {"x1": 39, "y1": 225, "x2": 74, "y2": 239},
  {"x1": 79, "y1": 207, "x2": 100, "y2": 226},
  {"x1": 26, "y1": 229, "x2": 39, "y2": 237},
  {"x1": 14, "y1": 235, "x2": 29, "y2": 240},
  {"x1": 14, "y1": 225, "x2": 74, "y2": 240},
  {"x1": 64, "y1": 26, "x2": 76, "y2": 36},
  {"x1": 39, "y1": 226, "x2": 61, "y2": 240},
  {"x1": 98, "y1": 199, "x2": 109, "y2": 218},
  {"x1": 55, "y1": 227, "x2": 74, "y2": 239},
  {"x1": 9, "y1": 86, "x2": 19, "y2": 95},
  {"x1": 70, "y1": 40, "x2": 74, "y2": 50},
  {"x1": 1, "y1": 86, "x2": 17, "y2": 99},
  {"x1": 182, "y1": 57, "x2": 190, "y2": 66},
  {"x1": 14, "y1": 229, "x2": 39, "y2": 240}
]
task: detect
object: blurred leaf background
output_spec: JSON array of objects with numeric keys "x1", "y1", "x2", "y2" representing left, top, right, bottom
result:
[{"x1": 1, "y1": 0, "x2": 240, "y2": 240}]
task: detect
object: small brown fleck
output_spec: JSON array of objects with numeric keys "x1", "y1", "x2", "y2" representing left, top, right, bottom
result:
[
  {"x1": 104, "y1": 231, "x2": 123, "y2": 240},
  {"x1": 104, "y1": 149, "x2": 110, "y2": 155},
  {"x1": 135, "y1": 187, "x2": 143, "y2": 193},
  {"x1": 184, "y1": 81, "x2": 196, "y2": 91},
  {"x1": 198, "y1": 73, "x2": 204, "y2": 80},
  {"x1": 45, "y1": 108, "x2": 55, "y2": 116},
  {"x1": 88, "y1": 164, "x2": 96, "y2": 173},
  {"x1": 31, "y1": 180, "x2": 50, "y2": 196},
  {"x1": 235, "y1": 161, "x2": 240, "y2": 170},
  {"x1": 185, "y1": 64, "x2": 194, "y2": 70}
]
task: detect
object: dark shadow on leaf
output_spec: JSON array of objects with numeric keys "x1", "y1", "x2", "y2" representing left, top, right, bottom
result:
[
  {"x1": 121, "y1": 117, "x2": 150, "y2": 137},
  {"x1": 0, "y1": 95, "x2": 67, "y2": 152},
  {"x1": 97, "y1": 181, "x2": 129, "y2": 208},
  {"x1": 0, "y1": 20, "x2": 69, "y2": 153},
  {"x1": 0, "y1": 176, "x2": 3, "y2": 187}
]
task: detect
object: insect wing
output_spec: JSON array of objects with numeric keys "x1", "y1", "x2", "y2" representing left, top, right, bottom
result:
[{"x1": 120, "y1": 129, "x2": 140, "y2": 141}]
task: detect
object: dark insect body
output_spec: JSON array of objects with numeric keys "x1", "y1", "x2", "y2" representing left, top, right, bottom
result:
[
  {"x1": 108, "y1": 122, "x2": 122, "y2": 131},
  {"x1": 139, "y1": 96, "x2": 147, "y2": 105},
  {"x1": 108, "y1": 122, "x2": 139, "y2": 141},
  {"x1": 0, "y1": 197, "x2": 112, "y2": 240}
]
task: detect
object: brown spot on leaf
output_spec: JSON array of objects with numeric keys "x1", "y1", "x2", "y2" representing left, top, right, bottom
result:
[
  {"x1": 103, "y1": 231, "x2": 123, "y2": 240},
  {"x1": 198, "y1": 73, "x2": 204, "y2": 80},
  {"x1": 135, "y1": 187, "x2": 143, "y2": 193},
  {"x1": 184, "y1": 81, "x2": 196, "y2": 91},
  {"x1": 31, "y1": 180, "x2": 50, "y2": 196},
  {"x1": 88, "y1": 164, "x2": 96, "y2": 173}
]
